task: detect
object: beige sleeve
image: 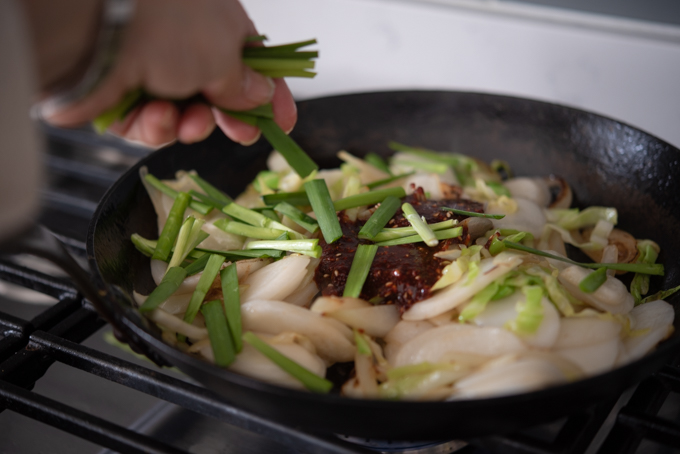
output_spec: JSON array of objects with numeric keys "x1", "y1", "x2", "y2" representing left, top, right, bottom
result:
[{"x1": 0, "y1": 0, "x2": 43, "y2": 242}]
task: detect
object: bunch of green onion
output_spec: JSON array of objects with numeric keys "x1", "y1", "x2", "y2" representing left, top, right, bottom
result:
[{"x1": 93, "y1": 36, "x2": 320, "y2": 178}]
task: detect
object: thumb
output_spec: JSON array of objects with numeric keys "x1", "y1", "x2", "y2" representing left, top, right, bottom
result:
[{"x1": 202, "y1": 65, "x2": 275, "y2": 112}]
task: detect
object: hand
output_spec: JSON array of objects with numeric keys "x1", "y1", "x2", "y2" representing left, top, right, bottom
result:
[{"x1": 36, "y1": 0, "x2": 297, "y2": 147}]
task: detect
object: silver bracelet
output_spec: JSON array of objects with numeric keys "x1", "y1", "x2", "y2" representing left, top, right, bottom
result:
[{"x1": 39, "y1": 0, "x2": 136, "y2": 115}]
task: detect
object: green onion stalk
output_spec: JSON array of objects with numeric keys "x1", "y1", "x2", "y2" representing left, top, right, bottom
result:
[{"x1": 93, "y1": 38, "x2": 320, "y2": 178}]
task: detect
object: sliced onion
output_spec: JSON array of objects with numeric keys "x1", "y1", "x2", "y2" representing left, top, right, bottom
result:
[
  {"x1": 553, "y1": 316, "x2": 622, "y2": 349},
  {"x1": 393, "y1": 324, "x2": 527, "y2": 368},
  {"x1": 284, "y1": 280, "x2": 319, "y2": 307},
  {"x1": 504, "y1": 177, "x2": 551, "y2": 207},
  {"x1": 487, "y1": 197, "x2": 546, "y2": 238},
  {"x1": 147, "y1": 308, "x2": 208, "y2": 341},
  {"x1": 342, "y1": 351, "x2": 380, "y2": 398},
  {"x1": 473, "y1": 292, "x2": 561, "y2": 349},
  {"x1": 229, "y1": 337, "x2": 326, "y2": 390},
  {"x1": 555, "y1": 338, "x2": 620, "y2": 376},
  {"x1": 403, "y1": 255, "x2": 523, "y2": 321},
  {"x1": 282, "y1": 258, "x2": 320, "y2": 307},
  {"x1": 241, "y1": 255, "x2": 311, "y2": 302},
  {"x1": 558, "y1": 266, "x2": 634, "y2": 314},
  {"x1": 384, "y1": 320, "x2": 436, "y2": 363},
  {"x1": 402, "y1": 173, "x2": 444, "y2": 200},
  {"x1": 449, "y1": 355, "x2": 567, "y2": 400},
  {"x1": 240, "y1": 299, "x2": 355, "y2": 363},
  {"x1": 151, "y1": 259, "x2": 167, "y2": 286},
  {"x1": 328, "y1": 305, "x2": 401, "y2": 338},
  {"x1": 310, "y1": 296, "x2": 370, "y2": 314},
  {"x1": 338, "y1": 151, "x2": 390, "y2": 185},
  {"x1": 619, "y1": 300, "x2": 675, "y2": 364}
]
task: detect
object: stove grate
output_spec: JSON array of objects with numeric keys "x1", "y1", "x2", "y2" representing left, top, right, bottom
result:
[
  {"x1": 0, "y1": 129, "x2": 679, "y2": 454},
  {"x1": 0, "y1": 259, "x2": 374, "y2": 453}
]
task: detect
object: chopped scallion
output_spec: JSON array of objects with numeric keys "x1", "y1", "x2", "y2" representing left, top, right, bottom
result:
[
  {"x1": 195, "y1": 247, "x2": 285, "y2": 260},
  {"x1": 214, "y1": 218, "x2": 287, "y2": 240},
  {"x1": 222, "y1": 202, "x2": 303, "y2": 239},
  {"x1": 343, "y1": 244, "x2": 378, "y2": 298},
  {"x1": 243, "y1": 332, "x2": 333, "y2": 393},
  {"x1": 631, "y1": 241, "x2": 659, "y2": 305},
  {"x1": 188, "y1": 190, "x2": 225, "y2": 209},
  {"x1": 246, "y1": 239, "x2": 321, "y2": 258},
  {"x1": 255, "y1": 117, "x2": 318, "y2": 178},
  {"x1": 333, "y1": 187, "x2": 406, "y2": 211},
  {"x1": 274, "y1": 202, "x2": 319, "y2": 233},
  {"x1": 183, "y1": 254, "x2": 226, "y2": 325},
  {"x1": 442, "y1": 207, "x2": 505, "y2": 219},
  {"x1": 366, "y1": 171, "x2": 415, "y2": 189},
  {"x1": 167, "y1": 217, "x2": 207, "y2": 271},
  {"x1": 144, "y1": 174, "x2": 212, "y2": 215},
  {"x1": 262, "y1": 191, "x2": 309, "y2": 207},
  {"x1": 357, "y1": 196, "x2": 401, "y2": 240},
  {"x1": 579, "y1": 267, "x2": 608, "y2": 293},
  {"x1": 402, "y1": 203, "x2": 438, "y2": 247},
  {"x1": 639, "y1": 284, "x2": 680, "y2": 305},
  {"x1": 131, "y1": 233, "x2": 158, "y2": 258},
  {"x1": 503, "y1": 241, "x2": 664, "y2": 275},
  {"x1": 182, "y1": 253, "x2": 211, "y2": 276},
  {"x1": 152, "y1": 192, "x2": 191, "y2": 261},
  {"x1": 138, "y1": 266, "x2": 187, "y2": 312},
  {"x1": 364, "y1": 152, "x2": 392, "y2": 175},
  {"x1": 369, "y1": 220, "x2": 456, "y2": 242},
  {"x1": 354, "y1": 329, "x2": 372, "y2": 356},
  {"x1": 201, "y1": 300, "x2": 236, "y2": 367},
  {"x1": 220, "y1": 263, "x2": 242, "y2": 352},
  {"x1": 188, "y1": 174, "x2": 232, "y2": 206},
  {"x1": 92, "y1": 89, "x2": 144, "y2": 133},
  {"x1": 391, "y1": 159, "x2": 449, "y2": 174},
  {"x1": 304, "y1": 180, "x2": 342, "y2": 244},
  {"x1": 374, "y1": 227, "x2": 463, "y2": 247},
  {"x1": 258, "y1": 208, "x2": 281, "y2": 222}
]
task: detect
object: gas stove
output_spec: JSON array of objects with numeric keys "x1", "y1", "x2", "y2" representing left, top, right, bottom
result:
[
  {"x1": 0, "y1": 121, "x2": 680, "y2": 454},
  {"x1": 1, "y1": 1, "x2": 680, "y2": 449}
]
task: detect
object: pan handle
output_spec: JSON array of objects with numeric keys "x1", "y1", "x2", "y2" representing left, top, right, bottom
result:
[{"x1": 1, "y1": 224, "x2": 171, "y2": 367}]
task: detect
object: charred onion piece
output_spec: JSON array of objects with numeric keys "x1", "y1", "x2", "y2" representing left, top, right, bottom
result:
[
  {"x1": 547, "y1": 175, "x2": 573, "y2": 209},
  {"x1": 581, "y1": 227, "x2": 639, "y2": 273},
  {"x1": 460, "y1": 217, "x2": 494, "y2": 242}
]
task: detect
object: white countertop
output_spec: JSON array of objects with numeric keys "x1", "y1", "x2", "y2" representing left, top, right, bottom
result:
[{"x1": 242, "y1": 0, "x2": 680, "y2": 148}]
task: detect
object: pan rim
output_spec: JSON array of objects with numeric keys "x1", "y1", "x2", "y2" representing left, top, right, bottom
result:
[{"x1": 85, "y1": 88, "x2": 680, "y2": 431}]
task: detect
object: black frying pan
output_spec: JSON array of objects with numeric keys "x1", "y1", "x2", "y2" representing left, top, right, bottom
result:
[{"x1": 85, "y1": 91, "x2": 680, "y2": 440}]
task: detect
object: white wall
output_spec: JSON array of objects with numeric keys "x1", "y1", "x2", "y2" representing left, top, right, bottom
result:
[{"x1": 242, "y1": 0, "x2": 680, "y2": 148}]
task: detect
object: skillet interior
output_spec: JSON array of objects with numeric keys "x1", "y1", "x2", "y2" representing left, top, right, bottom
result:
[{"x1": 87, "y1": 90, "x2": 680, "y2": 440}]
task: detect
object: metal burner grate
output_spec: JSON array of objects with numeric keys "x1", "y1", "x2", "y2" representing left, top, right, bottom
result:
[{"x1": 0, "y1": 127, "x2": 680, "y2": 454}]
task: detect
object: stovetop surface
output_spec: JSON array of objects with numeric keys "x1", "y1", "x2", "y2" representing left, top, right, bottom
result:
[{"x1": 0, "y1": 125, "x2": 680, "y2": 454}]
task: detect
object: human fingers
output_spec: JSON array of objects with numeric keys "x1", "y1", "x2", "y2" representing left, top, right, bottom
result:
[
  {"x1": 177, "y1": 103, "x2": 216, "y2": 144},
  {"x1": 271, "y1": 78, "x2": 297, "y2": 134},
  {"x1": 202, "y1": 65, "x2": 275, "y2": 113},
  {"x1": 40, "y1": 69, "x2": 133, "y2": 128},
  {"x1": 118, "y1": 100, "x2": 179, "y2": 147},
  {"x1": 213, "y1": 107, "x2": 261, "y2": 146}
]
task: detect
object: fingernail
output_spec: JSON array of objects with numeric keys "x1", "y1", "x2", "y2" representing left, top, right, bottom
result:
[
  {"x1": 238, "y1": 131, "x2": 261, "y2": 146},
  {"x1": 244, "y1": 70, "x2": 275, "y2": 105}
]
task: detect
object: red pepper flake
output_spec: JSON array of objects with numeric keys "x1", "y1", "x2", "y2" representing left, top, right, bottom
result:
[{"x1": 313, "y1": 190, "x2": 483, "y2": 312}]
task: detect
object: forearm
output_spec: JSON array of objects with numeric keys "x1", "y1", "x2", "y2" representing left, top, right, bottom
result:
[{"x1": 22, "y1": 0, "x2": 102, "y2": 92}]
